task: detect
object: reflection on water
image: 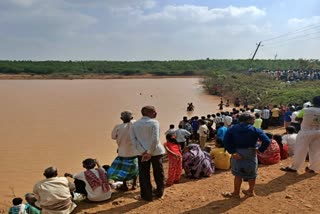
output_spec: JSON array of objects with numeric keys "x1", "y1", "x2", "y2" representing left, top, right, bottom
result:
[{"x1": 0, "y1": 78, "x2": 220, "y2": 204}]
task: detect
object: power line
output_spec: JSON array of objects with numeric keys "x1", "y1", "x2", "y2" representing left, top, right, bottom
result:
[
  {"x1": 263, "y1": 30, "x2": 320, "y2": 47},
  {"x1": 263, "y1": 34, "x2": 320, "y2": 49},
  {"x1": 262, "y1": 23, "x2": 320, "y2": 42}
]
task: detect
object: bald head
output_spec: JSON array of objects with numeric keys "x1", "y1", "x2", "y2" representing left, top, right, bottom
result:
[
  {"x1": 141, "y1": 106, "x2": 157, "y2": 118},
  {"x1": 43, "y1": 166, "x2": 58, "y2": 178}
]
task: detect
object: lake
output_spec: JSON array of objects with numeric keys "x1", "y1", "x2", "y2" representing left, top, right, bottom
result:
[{"x1": 0, "y1": 78, "x2": 220, "y2": 205}]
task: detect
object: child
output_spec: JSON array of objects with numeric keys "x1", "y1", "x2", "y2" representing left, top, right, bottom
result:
[
  {"x1": 253, "y1": 113, "x2": 262, "y2": 129},
  {"x1": 25, "y1": 193, "x2": 41, "y2": 214},
  {"x1": 9, "y1": 197, "x2": 26, "y2": 214},
  {"x1": 164, "y1": 133, "x2": 182, "y2": 187}
]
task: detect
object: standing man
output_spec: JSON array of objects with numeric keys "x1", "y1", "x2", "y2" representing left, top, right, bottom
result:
[
  {"x1": 130, "y1": 106, "x2": 165, "y2": 201},
  {"x1": 175, "y1": 125, "x2": 191, "y2": 150},
  {"x1": 261, "y1": 106, "x2": 270, "y2": 130},
  {"x1": 108, "y1": 111, "x2": 138, "y2": 191},
  {"x1": 222, "y1": 113, "x2": 270, "y2": 197},
  {"x1": 281, "y1": 96, "x2": 320, "y2": 173},
  {"x1": 33, "y1": 167, "x2": 77, "y2": 214},
  {"x1": 271, "y1": 105, "x2": 280, "y2": 126},
  {"x1": 198, "y1": 120, "x2": 208, "y2": 150}
]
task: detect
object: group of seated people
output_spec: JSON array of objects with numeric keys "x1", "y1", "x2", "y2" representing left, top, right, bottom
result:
[{"x1": 9, "y1": 159, "x2": 114, "y2": 214}]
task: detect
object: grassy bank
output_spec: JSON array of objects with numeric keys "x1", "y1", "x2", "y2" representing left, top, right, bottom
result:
[{"x1": 201, "y1": 71, "x2": 320, "y2": 107}]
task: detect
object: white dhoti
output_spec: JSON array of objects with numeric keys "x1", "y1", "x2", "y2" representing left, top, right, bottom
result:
[{"x1": 290, "y1": 130, "x2": 320, "y2": 171}]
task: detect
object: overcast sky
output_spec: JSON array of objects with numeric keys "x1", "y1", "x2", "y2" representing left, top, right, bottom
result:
[{"x1": 0, "y1": 0, "x2": 319, "y2": 60}]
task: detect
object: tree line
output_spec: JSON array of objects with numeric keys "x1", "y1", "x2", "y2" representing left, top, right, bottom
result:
[{"x1": 0, "y1": 59, "x2": 319, "y2": 76}]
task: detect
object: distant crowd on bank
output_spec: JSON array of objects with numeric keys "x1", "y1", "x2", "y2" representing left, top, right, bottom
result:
[
  {"x1": 8, "y1": 96, "x2": 320, "y2": 213},
  {"x1": 261, "y1": 69, "x2": 320, "y2": 82}
]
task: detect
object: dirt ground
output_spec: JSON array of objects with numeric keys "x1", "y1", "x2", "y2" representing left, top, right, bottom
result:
[
  {"x1": 1, "y1": 127, "x2": 319, "y2": 214},
  {"x1": 72, "y1": 127, "x2": 320, "y2": 214}
]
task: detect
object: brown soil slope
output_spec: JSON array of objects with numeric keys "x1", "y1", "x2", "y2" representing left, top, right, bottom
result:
[{"x1": 74, "y1": 142, "x2": 320, "y2": 213}]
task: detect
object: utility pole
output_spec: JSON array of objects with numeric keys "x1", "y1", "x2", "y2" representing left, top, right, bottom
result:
[
  {"x1": 250, "y1": 41, "x2": 262, "y2": 64},
  {"x1": 248, "y1": 41, "x2": 262, "y2": 74},
  {"x1": 272, "y1": 53, "x2": 278, "y2": 70}
]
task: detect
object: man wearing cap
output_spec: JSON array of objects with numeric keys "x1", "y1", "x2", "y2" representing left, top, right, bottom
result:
[
  {"x1": 130, "y1": 106, "x2": 166, "y2": 201},
  {"x1": 108, "y1": 111, "x2": 139, "y2": 191}
]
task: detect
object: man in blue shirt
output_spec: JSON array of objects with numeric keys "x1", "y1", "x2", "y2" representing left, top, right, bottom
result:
[
  {"x1": 216, "y1": 122, "x2": 228, "y2": 144},
  {"x1": 222, "y1": 113, "x2": 270, "y2": 198}
]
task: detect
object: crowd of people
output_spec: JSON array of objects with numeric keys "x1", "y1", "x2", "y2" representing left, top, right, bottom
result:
[
  {"x1": 7, "y1": 95, "x2": 320, "y2": 213},
  {"x1": 261, "y1": 69, "x2": 320, "y2": 82}
]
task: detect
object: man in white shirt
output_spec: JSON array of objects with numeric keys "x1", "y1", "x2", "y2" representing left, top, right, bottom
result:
[
  {"x1": 174, "y1": 125, "x2": 191, "y2": 150},
  {"x1": 261, "y1": 106, "x2": 270, "y2": 130},
  {"x1": 224, "y1": 112, "x2": 233, "y2": 128},
  {"x1": 33, "y1": 167, "x2": 77, "y2": 214},
  {"x1": 130, "y1": 106, "x2": 165, "y2": 201},
  {"x1": 65, "y1": 159, "x2": 112, "y2": 202},
  {"x1": 109, "y1": 111, "x2": 139, "y2": 191},
  {"x1": 281, "y1": 96, "x2": 320, "y2": 173},
  {"x1": 198, "y1": 120, "x2": 208, "y2": 149},
  {"x1": 164, "y1": 124, "x2": 176, "y2": 136}
]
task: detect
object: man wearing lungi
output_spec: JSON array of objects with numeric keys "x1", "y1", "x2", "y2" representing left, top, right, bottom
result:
[
  {"x1": 108, "y1": 111, "x2": 139, "y2": 190},
  {"x1": 222, "y1": 113, "x2": 270, "y2": 198}
]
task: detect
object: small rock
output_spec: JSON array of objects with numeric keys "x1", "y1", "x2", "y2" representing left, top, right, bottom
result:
[{"x1": 285, "y1": 195, "x2": 292, "y2": 199}]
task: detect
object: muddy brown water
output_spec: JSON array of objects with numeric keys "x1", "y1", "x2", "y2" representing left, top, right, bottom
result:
[{"x1": 0, "y1": 78, "x2": 221, "y2": 206}]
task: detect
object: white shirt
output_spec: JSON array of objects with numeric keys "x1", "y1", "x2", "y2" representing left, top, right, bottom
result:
[
  {"x1": 174, "y1": 128, "x2": 191, "y2": 143},
  {"x1": 73, "y1": 168, "x2": 112, "y2": 202},
  {"x1": 198, "y1": 124, "x2": 208, "y2": 137},
  {"x1": 224, "y1": 116, "x2": 233, "y2": 127},
  {"x1": 111, "y1": 120, "x2": 138, "y2": 157},
  {"x1": 164, "y1": 128, "x2": 176, "y2": 136},
  {"x1": 299, "y1": 107, "x2": 320, "y2": 130},
  {"x1": 130, "y1": 116, "x2": 165, "y2": 156},
  {"x1": 282, "y1": 133, "x2": 298, "y2": 156},
  {"x1": 290, "y1": 111, "x2": 299, "y2": 123}
]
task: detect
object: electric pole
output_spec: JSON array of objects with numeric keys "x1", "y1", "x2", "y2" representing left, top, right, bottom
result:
[
  {"x1": 250, "y1": 41, "x2": 262, "y2": 64},
  {"x1": 272, "y1": 53, "x2": 278, "y2": 70}
]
